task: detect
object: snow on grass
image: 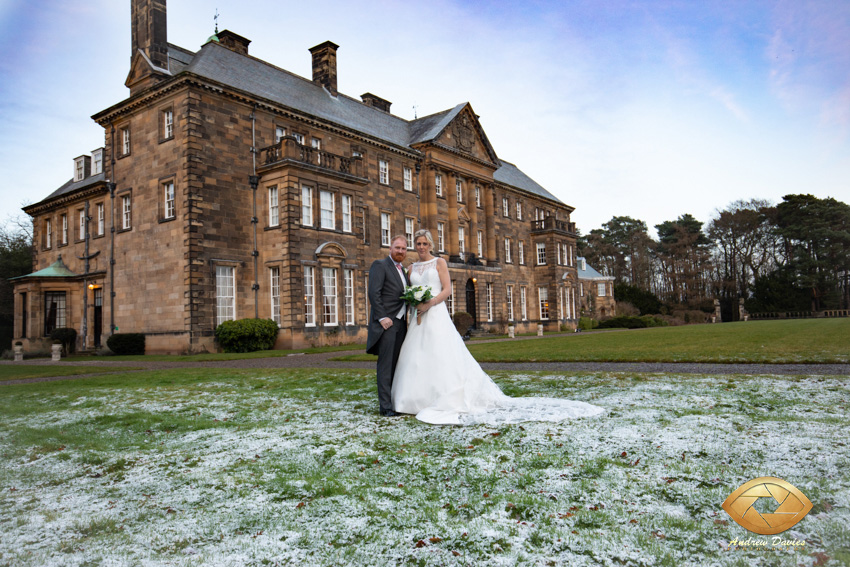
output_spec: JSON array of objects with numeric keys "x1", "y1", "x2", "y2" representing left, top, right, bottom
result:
[{"x1": 0, "y1": 370, "x2": 848, "y2": 566}]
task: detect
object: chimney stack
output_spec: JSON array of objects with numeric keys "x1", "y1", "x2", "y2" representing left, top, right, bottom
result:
[
  {"x1": 309, "y1": 41, "x2": 339, "y2": 96},
  {"x1": 131, "y1": 0, "x2": 168, "y2": 70},
  {"x1": 217, "y1": 30, "x2": 251, "y2": 55},
  {"x1": 361, "y1": 93, "x2": 392, "y2": 113}
]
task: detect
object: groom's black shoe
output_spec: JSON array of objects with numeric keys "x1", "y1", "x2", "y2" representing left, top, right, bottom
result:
[{"x1": 380, "y1": 409, "x2": 400, "y2": 417}]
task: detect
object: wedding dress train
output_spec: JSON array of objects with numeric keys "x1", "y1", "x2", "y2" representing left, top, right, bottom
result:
[{"x1": 391, "y1": 258, "x2": 604, "y2": 425}]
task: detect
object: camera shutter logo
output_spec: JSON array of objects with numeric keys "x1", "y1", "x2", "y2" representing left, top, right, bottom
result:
[{"x1": 722, "y1": 477, "x2": 813, "y2": 535}]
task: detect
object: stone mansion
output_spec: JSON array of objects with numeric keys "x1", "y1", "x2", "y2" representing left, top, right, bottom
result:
[{"x1": 12, "y1": 0, "x2": 586, "y2": 353}]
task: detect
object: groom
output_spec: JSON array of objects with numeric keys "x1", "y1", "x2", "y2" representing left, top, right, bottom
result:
[{"x1": 366, "y1": 235, "x2": 410, "y2": 417}]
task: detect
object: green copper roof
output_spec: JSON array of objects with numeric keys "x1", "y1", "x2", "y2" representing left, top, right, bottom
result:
[{"x1": 10, "y1": 255, "x2": 78, "y2": 280}]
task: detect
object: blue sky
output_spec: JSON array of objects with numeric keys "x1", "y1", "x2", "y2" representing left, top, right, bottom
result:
[{"x1": 1, "y1": 0, "x2": 848, "y2": 236}]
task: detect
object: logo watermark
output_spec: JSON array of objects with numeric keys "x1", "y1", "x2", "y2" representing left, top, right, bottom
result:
[{"x1": 722, "y1": 476, "x2": 812, "y2": 549}]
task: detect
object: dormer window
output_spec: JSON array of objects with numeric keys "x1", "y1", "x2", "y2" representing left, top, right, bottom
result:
[
  {"x1": 92, "y1": 149, "x2": 103, "y2": 175},
  {"x1": 73, "y1": 155, "x2": 90, "y2": 181}
]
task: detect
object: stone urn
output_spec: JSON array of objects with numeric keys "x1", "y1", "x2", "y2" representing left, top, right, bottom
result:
[
  {"x1": 51, "y1": 343, "x2": 62, "y2": 362},
  {"x1": 537, "y1": 324, "x2": 544, "y2": 337},
  {"x1": 13, "y1": 342, "x2": 23, "y2": 362},
  {"x1": 507, "y1": 325, "x2": 515, "y2": 339}
]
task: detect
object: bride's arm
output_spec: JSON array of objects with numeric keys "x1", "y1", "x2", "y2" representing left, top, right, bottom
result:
[{"x1": 418, "y1": 258, "x2": 451, "y2": 314}]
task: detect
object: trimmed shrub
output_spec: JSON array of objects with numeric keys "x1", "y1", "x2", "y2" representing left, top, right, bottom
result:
[
  {"x1": 106, "y1": 333, "x2": 146, "y2": 355},
  {"x1": 597, "y1": 316, "x2": 646, "y2": 329},
  {"x1": 578, "y1": 317, "x2": 598, "y2": 331},
  {"x1": 452, "y1": 312, "x2": 474, "y2": 336},
  {"x1": 215, "y1": 319, "x2": 279, "y2": 353},
  {"x1": 50, "y1": 328, "x2": 77, "y2": 355}
]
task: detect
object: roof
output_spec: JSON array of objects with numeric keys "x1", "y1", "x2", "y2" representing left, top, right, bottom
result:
[
  {"x1": 493, "y1": 161, "x2": 559, "y2": 202},
  {"x1": 39, "y1": 39, "x2": 566, "y2": 209},
  {"x1": 11, "y1": 256, "x2": 79, "y2": 280},
  {"x1": 576, "y1": 257, "x2": 612, "y2": 280}
]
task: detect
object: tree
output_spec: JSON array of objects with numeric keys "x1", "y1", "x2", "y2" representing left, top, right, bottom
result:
[
  {"x1": 655, "y1": 214, "x2": 712, "y2": 307},
  {"x1": 708, "y1": 199, "x2": 780, "y2": 319},
  {"x1": 774, "y1": 194, "x2": 850, "y2": 311},
  {"x1": 0, "y1": 216, "x2": 34, "y2": 349}
]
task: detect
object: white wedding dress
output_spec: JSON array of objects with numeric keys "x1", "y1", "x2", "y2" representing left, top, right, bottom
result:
[{"x1": 392, "y1": 258, "x2": 605, "y2": 425}]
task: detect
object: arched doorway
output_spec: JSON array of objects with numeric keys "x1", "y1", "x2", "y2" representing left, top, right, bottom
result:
[{"x1": 465, "y1": 279, "x2": 477, "y2": 329}]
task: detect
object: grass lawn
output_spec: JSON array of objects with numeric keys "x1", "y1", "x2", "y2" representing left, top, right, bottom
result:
[
  {"x1": 334, "y1": 319, "x2": 850, "y2": 364},
  {"x1": 0, "y1": 364, "x2": 141, "y2": 382},
  {"x1": 1, "y1": 368, "x2": 847, "y2": 566}
]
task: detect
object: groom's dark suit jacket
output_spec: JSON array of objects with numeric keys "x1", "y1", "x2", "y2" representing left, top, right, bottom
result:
[{"x1": 366, "y1": 256, "x2": 409, "y2": 355}]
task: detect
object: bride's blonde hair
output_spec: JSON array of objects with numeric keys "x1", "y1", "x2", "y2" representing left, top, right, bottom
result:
[{"x1": 413, "y1": 229, "x2": 435, "y2": 249}]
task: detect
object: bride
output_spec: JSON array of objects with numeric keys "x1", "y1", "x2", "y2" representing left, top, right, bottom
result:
[{"x1": 392, "y1": 229, "x2": 604, "y2": 425}]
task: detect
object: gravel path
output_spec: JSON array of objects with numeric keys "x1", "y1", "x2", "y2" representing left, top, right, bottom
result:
[{"x1": 2, "y1": 351, "x2": 848, "y2": 386}]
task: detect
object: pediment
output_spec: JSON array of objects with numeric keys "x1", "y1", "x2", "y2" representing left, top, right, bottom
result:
[
  {"x1": 315, "y1": 241, "x2": 347, "y2": 258},
  {"x1": 434, "y1": 105, "x2": 499, "y2": 165},
  {"x1": 458, "y1": 206, "x2": 471, "y2": 222},
  {"x1": 125, "y1": 49, "x2": 170, "y2": 91}
]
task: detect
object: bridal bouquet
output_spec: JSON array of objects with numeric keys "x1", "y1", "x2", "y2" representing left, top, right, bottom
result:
[{"x1": 400, "y1": 285, "x2": 433, "y2": 324}]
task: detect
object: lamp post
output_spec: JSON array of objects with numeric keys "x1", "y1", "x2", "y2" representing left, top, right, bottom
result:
[{"x1": 249, "y1": 174, "x2": 260, "y2": 319}]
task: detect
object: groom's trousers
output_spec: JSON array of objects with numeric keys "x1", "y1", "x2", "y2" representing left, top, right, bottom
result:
[{"x1": 376, "y1": 319, "x2": 407, "y2": 413}]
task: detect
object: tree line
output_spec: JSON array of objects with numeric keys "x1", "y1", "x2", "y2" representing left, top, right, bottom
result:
[{"x1": 578, "y1": 194, "x2": 850, "y2": 321}]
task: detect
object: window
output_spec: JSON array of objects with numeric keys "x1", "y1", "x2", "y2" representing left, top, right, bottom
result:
[
  {"x1": 45, "y1": 219, "x2": 52, "y2": 248},
  {"x1": 403, "y1": 166, "x2": 412, "y2": 192},
  {"x1": 294, "y1": 133, "x2": 305, "y2": 145},
  {"x1": 458, "y1": 226, "x2": 465, "y2": 254},
  {"x1": 598, "y1": 283, "x2": 607, "y2": 297},
  {"x1": 122, "y1": 195, "x2": 131, "y2": 229},
  {"x1": 270, "y1": 267, "x2": 281, "y2": 325},
  {"x1": 92, "y1": 149, "x2": 103, "y2": 175},
  {"x1": 475, "y1": 186, "x2": 481, "y2": 208},
  {"x1": 566, "y1": 287, "x2": 572, "y2": 319},
  {"x1": 405, "y1": 218, "x2": 414, "y2": 248},
  {"x1": 506, "y1": 284, "x2": 514, "y2": 321},
  {"x1": 301, "y1": 186, "x2": 313, "y2": 225},
  {"x1": 341, "y1": 194, "x2": 352, "y2": 233},
  {"x1": 61, "y1": 214, "x2": 68, "y2": 245},
  {"x1": 320, "y1": 190, "x2": 335, "y2": 229},
  {"x1": 215, "y1": 266, "x2": 236, "y2": 325},
  {"x1": 275, "y1": 126, "x2": 286, "y2": 143},
  {"x1": 536, "y1": 242, "x2": 546, "y2": 265},
  {"x1": 559, "y1": 287, "x2": 565, "y2": 320},
  {"x1": 504, "y1": 238, "x2": 511, "y2": 263},
  {"x1": 322, "y1": 268, "x2": 338, "y2": 326},
  {"x1": 557, "y1": 243, "x2": 563, "y2": 265},
  {"x1": 78, "y1": 209, "x2": 85, "y2": 240},
  {"x1": 163, "y1": 109, "x2": 173, "y2": 139},
  {"x1": 435, "y1": 173, "x2": 443, "y2": 197},
  {"x1": 304, "y1": 266, "x2": 316, "y2": 326},
  {"x1": 163, "y1": 181, "x2": 175, "y2": 219},
  {"x1": 456, "y1": 178, "x2": 463, "y2": 202},
  {"x1": 502, "y1": 197, "x2": 509, "y2": 217},
  {"x1": 447, "y1": 280, "x2": 455, "y2": 315},
  {"x1": 122, "y1": 127, "x2": 130, "y2": 155},
  {"x1": 580, "y1": 282, "x2": 584, "y2": 297},
  {"x1": 75, "y1": 158, "x2": 85, "y2": 182},
  {"x1": 520, "y1": 286, "x2": 528, "y2": 321},
  {"x1": 516, "y1": 202, "x2": 522, "y2": 220},
  {"x1": 539, "y1": 287, "x2": 549, "y2": 320},
  {"x1": 344, "y1": 269, "x2": 355, "y2": 325},
  {"x1": 96, "y1": 204, "x2": 104, "y2": 236},
  {"x1": 437, "y1": 222, "x2": 445, "y2": 252},
  {"x1": 379, "y1": 159, "x2": 389, "y2": 184},
  {"x1": 486, "y1": 283, "x2": 493, "y2": 322},
  {"x1": 381, "y1": 212, "x2": 391, "y2": 246},
  {"x1": 268, "y1": 186, "x2": 279, "y2": 226},
  {"x1": 518, "y1": 241, "x2": 525, "y2": 265},
  {"x1": 312, "y1": 138, "x2": 322, "y2": 164},
  {"x1": 477, "y1": 230, "x2": 483, "y2": 257},
  {"x1": 44, "y1": 291, "x2": 66, "y2": 336}
]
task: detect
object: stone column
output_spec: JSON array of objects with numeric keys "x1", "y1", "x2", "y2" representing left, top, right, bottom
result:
[
  {"x1": 484, "y1": 183, "x2": 496, "y2": 264},
  {"x1": 447, "y1": 171, "x2": 459, "y2": 261}
]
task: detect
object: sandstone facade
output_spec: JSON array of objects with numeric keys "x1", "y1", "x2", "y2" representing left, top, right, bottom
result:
[{"x1": 13, "y1": 0, "x2": 583, "y2": 353}]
